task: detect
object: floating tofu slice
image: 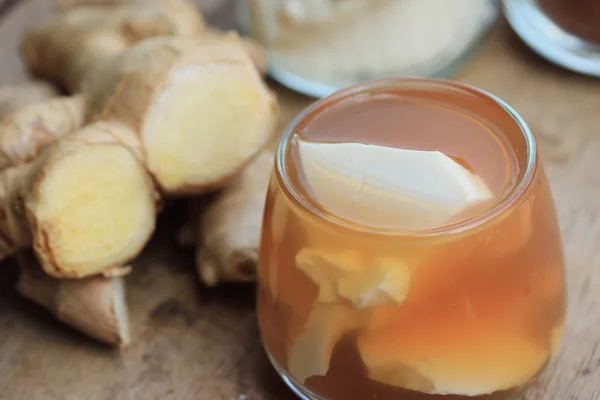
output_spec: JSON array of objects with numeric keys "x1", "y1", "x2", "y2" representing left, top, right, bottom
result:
[
  {"x1": 296, "y1": 248, "x2": 411, "y2": 308},
  {"x1": 288, "y1": 303, "x2": 363, "y2": 384},
  {"x1": 297, "y1": 139, "x2": 492, "y2": 230},
  {"x1": 358, "y1": 329, "x2": 549, "y2": 396}
]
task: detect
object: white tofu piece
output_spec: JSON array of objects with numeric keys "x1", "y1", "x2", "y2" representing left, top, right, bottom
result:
[{"x1": 297, "y1": 139, "x2": 492, "y2": 229}]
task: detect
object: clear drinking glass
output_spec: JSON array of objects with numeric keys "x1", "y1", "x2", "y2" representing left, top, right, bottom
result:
[
  {"x1": 238, "y1": 0, "x2": 499, "y2": 97},
  {"x1": 504, "y1": 0, "x2": 600, "y2": 76},
  {"x1": 257, "y1": 78, "x2": 567, "y2": 400}
]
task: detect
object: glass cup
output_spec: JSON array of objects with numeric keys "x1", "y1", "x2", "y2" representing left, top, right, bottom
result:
[
  {"x1": 238, "y1": 0, "x2": 499, "y2": 97},
  {"x1": 504, "y1": 0, "x2": 600, "y2": 76},
  {"x1": 257, "y1": 78, "x2": 567, "y2": 400}
]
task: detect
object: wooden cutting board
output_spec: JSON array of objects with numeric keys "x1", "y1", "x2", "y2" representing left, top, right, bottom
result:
[{"x1": 0, "y1": 1, "x2": 598, "y2": 399}]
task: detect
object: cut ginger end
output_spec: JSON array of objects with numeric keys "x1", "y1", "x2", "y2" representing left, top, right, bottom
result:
[
  {"x1": 142, "y1": 63, "x2": 277, "y2": 194},
  {"x1": 358, "y1": 329, "x2": 549, "y2": 396},
  {"x1": 30, "y1": 144, "x2": 155, "y2": 278}
]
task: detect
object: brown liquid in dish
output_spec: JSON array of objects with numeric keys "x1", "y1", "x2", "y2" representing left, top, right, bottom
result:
[
  {"x1": 538, "y1": 0, "x2": 600, "y2": 45},
  {"x1": 258, "y1": 81, "x2": 566, "y2": 400}
]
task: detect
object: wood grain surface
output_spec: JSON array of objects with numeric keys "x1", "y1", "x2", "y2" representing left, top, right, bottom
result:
[{"x1": 0, "y1": 1, "x2": 599, "y2": 399}]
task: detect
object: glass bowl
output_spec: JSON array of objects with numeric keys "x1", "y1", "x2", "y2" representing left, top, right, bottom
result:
[
  {"x1": 256, "y1": 78, "x2": 567, "y2": 400},
  {"x1": 504, "y1": 0, "x2": 600, "y2": 76},
  {"x1": 238, "y1": 1, "x2": 499, "y2": 97}
]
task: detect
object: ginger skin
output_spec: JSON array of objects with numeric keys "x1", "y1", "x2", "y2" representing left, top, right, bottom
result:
[
  {"x1": 0, "y1": 95, "x2": 86, "y2": 170},
  {"x1": 21, "y1": 0, "x2": 205, "y2": 93},
  {"x1": 202, "y1": 30, "x2": 268, "y2": 76},
  {"x1": 17, "y1": 251, "x2": 130, "y2": 346},
  {"x1": 0, "y1": 81, "x2": 60, "y2": 121},
  {"x1": 180, "y1": 150, "x2": 275, "y2": 287}
]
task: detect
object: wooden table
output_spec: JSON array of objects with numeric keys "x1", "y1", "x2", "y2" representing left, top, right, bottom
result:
[{"x1": 0, "y1": 1, "x2": 598, "y2": 399}]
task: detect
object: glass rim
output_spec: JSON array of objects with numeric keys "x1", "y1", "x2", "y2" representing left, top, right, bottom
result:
[{"x1": 274, "y1": 77, "x2": 538, "y2": 237}]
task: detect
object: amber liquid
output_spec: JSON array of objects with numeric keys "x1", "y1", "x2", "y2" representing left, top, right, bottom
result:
[
  {"x1": 538, "y1": 0, "x2": 600, "y2": 45},
  {"x1": 258, "y1": 82, "x2": 566, "y2": 400}
]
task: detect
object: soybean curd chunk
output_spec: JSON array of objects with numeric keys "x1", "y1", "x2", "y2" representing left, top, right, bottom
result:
[{"x1": 296, "y1": 139, "x2": 492, "y2": 230}]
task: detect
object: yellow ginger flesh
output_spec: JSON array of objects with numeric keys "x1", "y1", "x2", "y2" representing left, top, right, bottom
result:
[
  {"x1": 143, "y1": 64, "x2": 275, "y2": 193},
  {"x1": 32, "y1": 142, "x2": 156, "y2": 277},
  {"x1": 86, "y1": 36, "x2": 278, "y2": 195}
]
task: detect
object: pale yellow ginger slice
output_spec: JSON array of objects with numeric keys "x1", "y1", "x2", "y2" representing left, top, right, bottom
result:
[
  {"x1": 17, "y1": 251, "x2": 130, "y2": 347},
  {"x1": 288, "y1": 303, "x2": 363, "y2": 384},
  {"x1": 0, "y1": 121, "x2": 157, "y2": 278},
  {"x1": 30, "y1": 123, "x2": 157, "y2": 278},
  {"x1": 297, "y1": 139, "x2": 492, "y2": 230},
  {"x1": 21, "y1": 0, "x2": 205, "y2": 93},
  {"x1": 358, "y1": 330, "x2": 548, "y2": 396},
  {"x1": 295, "y1": 248, "x2": 411, "y2": 308},
  {"x1": 86, "y1": 36, "x2": 278, "y2": 194}
]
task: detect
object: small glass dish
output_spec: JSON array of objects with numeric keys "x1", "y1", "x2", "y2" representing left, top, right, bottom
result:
[
  {"x1": 237, "y1": 0, "x2": 499, "y2": 97},
  {"x1": 504, "y1": 0, "x2": 600, "y2": 76},
  {"x1": 257, "y1": 78, "x2": 567, "y2": 400}
]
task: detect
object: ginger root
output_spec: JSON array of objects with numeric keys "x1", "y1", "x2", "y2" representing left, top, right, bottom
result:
[
  {"x1": 0, "y1": 120, "x2": 158, "y2": 278},
  {"x1": 17, "y1": 251, "x2": 130, "y2": 346},
  {"x1": 0, "y1": 0, "x2": 279, "y2": 349},
  {"x1": 21, "y1": 0, "x2": 205, "y2": 93},
  {"x1": 84, "y1": 35, "x2": 278, "y2": 194},
  {"x1": 0, "y1": 95, "x2": 86, "y2": 170},
  {"x1": 0, "y1": 35, "x2": 276, "y2": 279},
  {"x1": 0, "y1": 81, "x2": 59, "y2": 121},
  {"x1": 179, "y1": 150, "x2": 275, "y2": 286}
]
